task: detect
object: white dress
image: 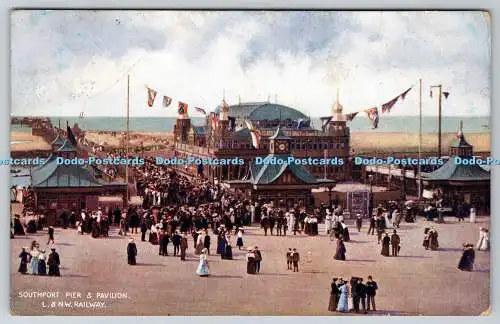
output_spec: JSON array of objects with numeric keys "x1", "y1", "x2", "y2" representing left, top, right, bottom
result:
[{"x1": 476, "y1": 230, "x2": 490, "y2": 251}]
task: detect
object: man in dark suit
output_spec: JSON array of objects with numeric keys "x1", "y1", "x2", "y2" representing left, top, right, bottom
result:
[
  {"x1": 350, "y1": 277, "x2": 360, "y2": 312},
  {"x1": 203, "y1": 230, "x2": 211, "y2": 255},
  {"x1": 366, "y1": 276, "x2": 378, "y2": 312},
  {"x1": 140, "y1": 219, "x2": 148, "y2": 242},
  {"x1": 159, "y1": 230, "x2": 169, "y2": 256},
  {"x1": 172, "y1": 231, "x2": 181, "y2": 256},
  {"x1": 368, "y1": 216, "x2": 376, "y2": 235},
  {"x1": 357, "y1": 278, "x2": 367, "y2": 314},
  {"x1": 391, "y1": 230, "x2": 401, "y2": 256}
]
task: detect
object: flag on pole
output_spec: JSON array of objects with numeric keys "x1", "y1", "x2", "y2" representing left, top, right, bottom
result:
[
  {"x1": 320, "y1": 116, "x2": 333, "y2": 132},
  {"x1": 195, "y1": 107, "x2": 207, "y2": 115},
  {"x1": 364, "y1": 107, "x2": 379, "y2": 129},
  {"x1": 178, "y1": 101, "x2": 188, "y2": 115},
  {"x1": 296, "y1": 118, "x2": 305, "y2": 129},
  {"x1": 245, "y1": 120, "x2": 261, "y2": 149},
  {"x1": 146, "y1": 87, "x2": 158, "y2": 107},
  {"x1": 210, "y1": 112, "x2": 219, "y2": 129},
  {"x1": 66, "y1": 121, "x2": 77, "y2": 146},
  {"x1": 162, "y1": 96, "x2": 172, "y2": 108},
  {"x1": 345, "y1": 112, "x2": 359, "y2": 121}
]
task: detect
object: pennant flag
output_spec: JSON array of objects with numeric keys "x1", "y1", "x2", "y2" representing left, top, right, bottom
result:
[
  {"x1": 210, "y1": 112, "x2": 219, "y2": 129},
  {"x1": 296, "y1": 118, "x2": 305, "y2": 129},
  {"x1": 195, "y1": 107, "x2": 207, "y2": 115},
  {"x1": 162, "y1": 96, "x2": 172, "y2": 108},
  {"x1": 364, "y1": 107, "x2": 379, "y2": 129},
  {"x1": 443, "y1": 91, "x2": 450, "y2": 99},
  {"x1": 178, "y1": 101, "x2": 188, "y2": 115},
  {"x1": 400, "y1": 87, "x2": 412, "y2": 100},
  {"x1": 381, "y1": 96, "x2": 399, "y2": 113},
  {"x1": 146, "y1": 87, "x2": 158, "y2": 107},
  {"x1": 345, "y1": 112, "x2": 359, "y2": 122},
  {"x1": 66, "y1": 121, "x2": 77, "y2": 146},
  {"x1": 228, "y1": 116, "x2": 236, "y2": 131},
  {"x1": 320, "y1": 116, "x2": 333, "y2": 132},
  {"x1": 245, "y1": 120, "x2": 261, "y2": 149}
]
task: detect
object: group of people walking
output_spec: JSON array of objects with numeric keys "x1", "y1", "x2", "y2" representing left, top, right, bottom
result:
[
  {"x1": 18, "y1": 240, "x2": 60, "y2": 276},
  {"x1": 328, "y1": 276, "x2": 379, "y2": 313}
]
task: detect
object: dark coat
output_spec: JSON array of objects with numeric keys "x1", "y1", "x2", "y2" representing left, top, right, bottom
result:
[
  {"x1": 366, "y1": 281, "x2": 378, "y2": 296},
  {"x1": 127, "y1": 242, "x2": 137, "y2": 265},
  {"x1": 356, "y1": 283, "x2": 367, "y2": 298}
]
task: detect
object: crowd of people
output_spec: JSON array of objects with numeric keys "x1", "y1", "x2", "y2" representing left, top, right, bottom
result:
[{"x1": 328, "y1": 276, "x2": 379, "y2": 313}]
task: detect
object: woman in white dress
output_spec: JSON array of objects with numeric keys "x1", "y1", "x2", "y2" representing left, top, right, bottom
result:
[
  {"x1": 196, "y1": 248, "x2": 210, "y2": 277},
  {"x1": 476, "y1": 228, "x2": 490, "y2": 251},
  {"x1": 28, "y1": 246, "x2": 40, "y2": 275}
]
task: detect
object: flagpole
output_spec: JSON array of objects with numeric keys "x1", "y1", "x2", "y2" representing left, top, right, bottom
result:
[
  {"x1": 418, "y1": 78, "x2": 422, "y2": 200},
  {"x1": 125, "y1": 73, "x2": 130, "y2": 206}
]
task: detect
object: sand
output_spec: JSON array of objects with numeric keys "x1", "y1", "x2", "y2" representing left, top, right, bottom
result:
[
  {"x1": 84, "y1": 131, "x2": 173, "y2": 149},
  {"x1": 351, "y1": 132, "x2": 490, "y2": 154},
  {"x1": 10, "y1": 131, "x2": 51, "y2": 152},
  {"x1": 9, "y1": 130, "x2": 490, "y2": 155}
]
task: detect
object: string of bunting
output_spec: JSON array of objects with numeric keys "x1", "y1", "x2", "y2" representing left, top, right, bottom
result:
[
  {"x1": 335, "y1": 86, "x2": 417, "y2": 130},
  {"x1": 145, "y1": 85, "x2": 208, "y2": 116}
]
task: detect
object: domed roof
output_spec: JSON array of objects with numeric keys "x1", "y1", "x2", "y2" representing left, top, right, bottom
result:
[{"x1": 248, "y1": 103, "x2": 308, "y2": 121}]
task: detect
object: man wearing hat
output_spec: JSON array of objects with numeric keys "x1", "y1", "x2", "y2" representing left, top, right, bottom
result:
[
  {"x1": 47, "y1": 226, "x2": 55, "y2": 245},
  {"x1": 47, "y1": 247, "x2": 60, "y2": 276}
]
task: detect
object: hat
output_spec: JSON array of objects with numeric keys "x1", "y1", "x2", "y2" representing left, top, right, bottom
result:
[{"x1": 129, "y1": 238, "x2": 134, "y2": 242}]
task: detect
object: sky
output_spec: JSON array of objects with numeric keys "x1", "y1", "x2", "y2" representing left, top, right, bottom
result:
[{"x1": 10, "y1": 10, "x2": 491, "y2": 117}]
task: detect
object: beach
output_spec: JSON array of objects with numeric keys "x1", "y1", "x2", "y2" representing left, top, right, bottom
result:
[{"x1": 9, "y1": 130, "x2": 491, "y2": 155}]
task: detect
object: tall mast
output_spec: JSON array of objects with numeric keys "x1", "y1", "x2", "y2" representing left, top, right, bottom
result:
[
  {"x1": 418, "y1": 78, "x2": 422, "y2": 200},
  {"x1": 125, "y1": 73, "x2": 130, "y2": 206}
]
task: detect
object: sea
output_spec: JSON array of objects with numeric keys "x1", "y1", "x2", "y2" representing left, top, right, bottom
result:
[{"x1": 10, "y1": 116, "x2": 491, "y2": 133}]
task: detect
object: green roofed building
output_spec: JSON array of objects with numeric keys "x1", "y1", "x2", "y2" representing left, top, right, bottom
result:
[
  {"x1": 30, "y1": 140, "x2": 127, "y2": 226},
  {"x1": 422, "y1": 122, "x2": 490, "y2": 213},
  {"x1": 173, "y1": 96, "x2": 351, "y2": 184},
  {"x1": 227, "y1": 127, "x2": 335, "y2": 215}
]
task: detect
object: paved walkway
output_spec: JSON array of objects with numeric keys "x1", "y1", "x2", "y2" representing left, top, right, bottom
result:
[{"x1": 11, "y1": 217, "x2": 490, "y2": 315}]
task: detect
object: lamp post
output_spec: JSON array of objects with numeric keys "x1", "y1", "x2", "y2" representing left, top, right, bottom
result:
[{"x1": 368, "y1": 174, "x2": 374, "y2": 218}]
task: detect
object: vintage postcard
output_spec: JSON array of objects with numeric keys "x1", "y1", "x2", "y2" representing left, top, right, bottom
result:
[{"x1": 9, "y1": 10, "x2": 490, "y2": 315}]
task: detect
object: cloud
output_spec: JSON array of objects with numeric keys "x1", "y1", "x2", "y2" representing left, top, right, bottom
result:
[{"x1": 10, "y1": 10, "x2": 491, "y2": 117}]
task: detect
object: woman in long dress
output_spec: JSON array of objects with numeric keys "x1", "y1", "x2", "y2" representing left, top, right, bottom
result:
[
  {"x1": 429, "y1": 229, "x2": 439, "y2": 250},
  {"x1": 381, "y1": 233, "x2": 390, "y2": 256},
  {"x1": 458, "y1": 243, "x2": 475, "y2": 271},
  {"x1": 336, "y1": 280, "x2": 349, "y2": 312},
  {"x1": 334, "y1": 237, "x2": 346, "y2": 261},
  {"x1": 216, "y1": 231, "x2": 226, "y2": 255},
  {"x1": 476, "y1": 228, "x2": 490, "y2": 251},
  {"x1": 194, "y1": 232, "x2": 204, "y2": 255},
  {"x1": 38, "y1": 250, "x2": 47, "y2": 275},
  {"x1": 341, "y1": 222, "x2": 350, "y2": 242},
  {"x1": 127, "y1": 238, "x2": 137, "y2": 265},
  {"x1": 223, "y1": 235, "x2": 233, "y2": 260},
  {"x1": 18, "y1": 247, "x2": 30, "y2": 274},
  {"x1": 328, "y1": 278, "x2": 339, "y2": 312},
  {"x1": 246, "y1": 249, "x2": 256, "y2": 274},
  {"x1": 196, "y1": 248, "x2": 210, "y2": 277},
  {"x1": 236, "y1": 230, "x2": 244, "y2": 250},
  {"x1": 28, "y1": 246, "x2": 40, "y2": 275},
  {"x1": 149, "y1": 224, "x2": 159, "y2": 245}
]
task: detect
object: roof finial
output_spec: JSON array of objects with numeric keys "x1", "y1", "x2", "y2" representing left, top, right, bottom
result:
[
  {"x1": 223, "y1": 88, "x2": 226, "y2": 101},
  {"x1": 238, "y1": 95, "x2": 241, "y2": 105},
  {"x1": 460, "y1": 120, "x2": 463, "y2": 133},
  {"x1": 336, "y1": 88, "x2": 340, "y2": 103},
  {"x1": 267, "y1": 94, "x2": 271, "y2": 103}
]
